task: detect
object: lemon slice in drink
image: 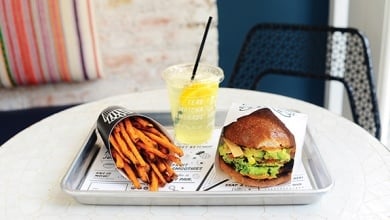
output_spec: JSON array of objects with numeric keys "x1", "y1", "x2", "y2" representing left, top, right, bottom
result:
[{"x1": 179, "y1": 82, "x2": 218, "y2": 107}]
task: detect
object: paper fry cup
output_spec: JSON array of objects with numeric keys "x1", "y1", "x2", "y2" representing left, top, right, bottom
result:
[
  {"x1": 96, "y1": 106, "x2": 174, "y2": 183},
  {"x1": 97, "y1": 106, "x2": 173, "y2": 151}
]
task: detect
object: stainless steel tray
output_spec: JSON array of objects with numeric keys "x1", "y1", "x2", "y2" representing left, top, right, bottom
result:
[{"x1": 61, "y1": 111, "x2": 333, "y2": 205}]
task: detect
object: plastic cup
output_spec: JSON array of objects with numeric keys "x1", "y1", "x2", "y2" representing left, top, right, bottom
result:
[{"x1": 162, "y1": 63, "x2": 224, "y2": 144}]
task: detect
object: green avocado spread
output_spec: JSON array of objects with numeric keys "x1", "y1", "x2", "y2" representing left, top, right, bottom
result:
[{"x1": 218, "y1": 142, "x2": 293, "y2": 179}]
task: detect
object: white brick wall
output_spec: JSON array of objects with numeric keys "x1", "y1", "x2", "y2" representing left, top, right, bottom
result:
[{"x1": 0, "y1": 0, "x2": 219, "y2": 110}]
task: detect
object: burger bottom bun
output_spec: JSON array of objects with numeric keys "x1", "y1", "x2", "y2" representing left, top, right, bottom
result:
[{"x1": 218, "y1": 157, "x2": 292, "y2": 188}]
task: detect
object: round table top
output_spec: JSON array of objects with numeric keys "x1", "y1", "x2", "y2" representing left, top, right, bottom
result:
[{"x1": 1, "y1": 88, "x2": 389, "y2": 219}]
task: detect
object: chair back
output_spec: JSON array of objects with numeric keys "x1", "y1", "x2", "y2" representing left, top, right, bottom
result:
[{"x1": 227, "y1": 23, "x2": 381, "y2": 138}]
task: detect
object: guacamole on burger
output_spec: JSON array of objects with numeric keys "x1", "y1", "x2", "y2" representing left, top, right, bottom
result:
[{"x1": 218, "y1": 108, "x2": 296, "y2": 187}]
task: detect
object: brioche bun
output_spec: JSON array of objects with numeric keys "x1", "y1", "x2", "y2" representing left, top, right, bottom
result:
[{"x1": 223, "y1": 108, "x2": 296, "y2": 150}]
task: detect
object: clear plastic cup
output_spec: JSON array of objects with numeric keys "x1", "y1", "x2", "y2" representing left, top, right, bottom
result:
[{"x1": 162, "y1": 63, "x2": 224, "y2": 144}]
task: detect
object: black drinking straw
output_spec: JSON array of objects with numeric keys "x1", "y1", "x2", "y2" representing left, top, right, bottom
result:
[{"x1": 191, "y1": 16, "x2": 213, "y2": 81}]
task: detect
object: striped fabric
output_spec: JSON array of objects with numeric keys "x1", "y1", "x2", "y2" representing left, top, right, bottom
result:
[{"x1": 0, "y1": 0, "x2": 103, "y2": 87}]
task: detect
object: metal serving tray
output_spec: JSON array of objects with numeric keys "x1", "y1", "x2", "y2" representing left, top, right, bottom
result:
[{"x1": 61, "y1": 111, "x2": 333, "y2": 205}]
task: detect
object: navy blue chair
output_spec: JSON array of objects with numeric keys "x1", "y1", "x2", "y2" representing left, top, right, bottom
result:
[{"x1": 227, "y1": 23, "x2": 381, "y2": 139}]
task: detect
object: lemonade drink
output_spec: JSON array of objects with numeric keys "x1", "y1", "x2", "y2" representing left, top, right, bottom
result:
[{"x1": 162, "y1": 63, "x2": 224, "y2": 144}]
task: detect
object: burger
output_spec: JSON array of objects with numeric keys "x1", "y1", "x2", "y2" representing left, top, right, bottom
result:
[{"x1": 217, "y1": 108, "x2": 296, "y2": 187}]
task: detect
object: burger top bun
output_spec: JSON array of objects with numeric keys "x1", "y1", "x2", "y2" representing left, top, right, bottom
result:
[{"x1": 223, "y1": 108, "x2": 296, "y2": 150}]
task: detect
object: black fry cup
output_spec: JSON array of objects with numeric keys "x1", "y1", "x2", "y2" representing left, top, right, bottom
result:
[
  {"x1": 96, "y1": 106, "x2": 174, "y2": 182},
  {"x1": 97, "y1": 105, "x2": 173, "y2": 151}
]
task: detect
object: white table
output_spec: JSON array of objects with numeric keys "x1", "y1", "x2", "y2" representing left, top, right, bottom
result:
[{"x1": 1, "y1": 88, "x2": 389, "y2": 219}]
